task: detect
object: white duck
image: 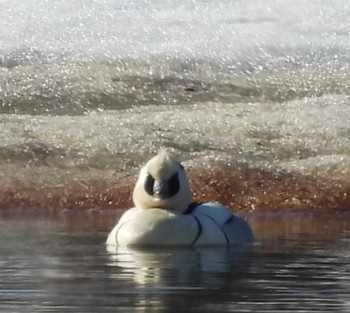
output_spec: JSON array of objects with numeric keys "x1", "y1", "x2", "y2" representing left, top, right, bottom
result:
[{"x1": 106, "y1": 150, "x2": 253, "y2": 247}]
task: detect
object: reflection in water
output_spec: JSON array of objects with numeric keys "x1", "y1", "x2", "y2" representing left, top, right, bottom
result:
[
  {"x1": 106, "y1": 245, "x2": 252, "y2": 286},
  {"x1": 105, "y1": 245, "x2": 253, "y2": 313},
  {"x1": 0, "y1": 216, "x2": 349, "y2": 312}
]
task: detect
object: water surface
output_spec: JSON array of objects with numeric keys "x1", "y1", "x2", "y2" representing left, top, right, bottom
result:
[{"x1": 1, "y1": 212, "x2": 349, "y2": 312}]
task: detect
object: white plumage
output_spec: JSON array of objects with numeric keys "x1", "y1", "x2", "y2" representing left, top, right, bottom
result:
[{"x1": 106, "y1": 150, "x2": 253, "y2": 247}]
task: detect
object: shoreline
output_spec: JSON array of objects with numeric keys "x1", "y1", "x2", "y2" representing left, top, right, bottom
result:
[{"x1": 0, "y1": 160, "x2": 348, "y2": 213}]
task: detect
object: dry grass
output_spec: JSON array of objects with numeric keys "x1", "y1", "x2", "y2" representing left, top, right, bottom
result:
[
  {"x1": 188, "y1": 161, "x2": 349, "y2": 213},
  {"x1": 0, "y1": 160, "x2": 349, "y2": 213}
]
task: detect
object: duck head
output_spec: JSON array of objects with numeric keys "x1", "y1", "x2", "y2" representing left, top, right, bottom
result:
[{"x1": 132, "y1": 149, "x2": 192, "y2": 214}]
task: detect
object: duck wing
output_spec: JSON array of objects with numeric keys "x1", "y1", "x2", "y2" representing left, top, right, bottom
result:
[{"x1": 191, "y1": 203, "x2": 253, "y2": 245}]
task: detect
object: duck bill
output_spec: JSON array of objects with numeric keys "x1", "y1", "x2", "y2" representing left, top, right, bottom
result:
[{"x1": 153, "y1": 180, "x2": 169, "y2": 199}]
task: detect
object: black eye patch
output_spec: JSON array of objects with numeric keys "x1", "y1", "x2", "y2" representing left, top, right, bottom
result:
[
  {"x1": 144, "y1": 172, "x2": 180, "y2": 198},
  {"x1": 144, "y1": 173, "x2": 155, "y2": 197}
]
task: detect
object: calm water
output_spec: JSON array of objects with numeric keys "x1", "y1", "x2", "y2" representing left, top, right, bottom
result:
[{"x1": 1, "y1": 212, "x2": 349, "y2": 313}]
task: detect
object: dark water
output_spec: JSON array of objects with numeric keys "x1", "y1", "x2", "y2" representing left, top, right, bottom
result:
[{"x1": 1, "y1": 213, "x2": 349, "y2": 313}]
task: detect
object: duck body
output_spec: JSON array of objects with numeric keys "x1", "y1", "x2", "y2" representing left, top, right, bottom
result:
[
  {"x1": 106, "y1": 202, "x2": 253, "y2": 247},
  {"x1": 106, "y1": 150, "x2": 253, "y2": 248}
]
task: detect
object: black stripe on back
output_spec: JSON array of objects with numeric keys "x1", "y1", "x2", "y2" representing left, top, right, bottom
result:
[
  {"x1": 183, "y1": 202, "x2": 203, "y2": 215},
  {"x1": 191, "y1": 216, "x2": 203, "y2": 246},
  {"x1": 224, "y1": 215, "x2": 234, "y2": 224},
  {"x1": 203, "y1": 214, "x2": 230, "y2": 246}
]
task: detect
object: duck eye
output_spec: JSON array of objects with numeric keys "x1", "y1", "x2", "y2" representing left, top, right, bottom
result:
[
  {"x1": 168, "y1": 172, "x2": 180, "y2": 197},
  {"x1": 144, "y1": 173, "x2": 155, "y2": 196}
]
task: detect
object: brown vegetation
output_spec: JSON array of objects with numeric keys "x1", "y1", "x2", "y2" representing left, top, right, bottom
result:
[{"x1": 0, "y1": 160, "x2": 349, "y2": 213}]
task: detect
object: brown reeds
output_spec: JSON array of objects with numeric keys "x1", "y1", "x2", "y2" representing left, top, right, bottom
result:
[
  {"x1": 0, "y1": 161, "x2": 348, "y2": 213},
  {"x1": 188, "y1": 161, "x2": 349, "y2": 213}
]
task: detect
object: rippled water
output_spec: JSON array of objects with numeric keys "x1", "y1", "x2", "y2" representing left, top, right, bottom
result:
[{"x1": 1, "y1": 212, "x2": 349, "y2": 313}]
